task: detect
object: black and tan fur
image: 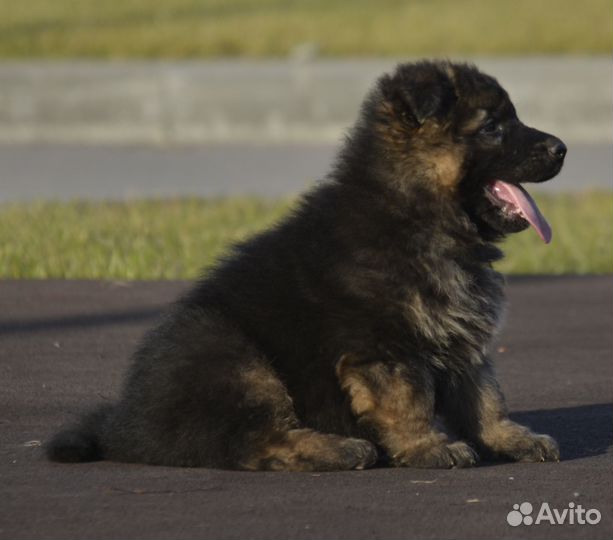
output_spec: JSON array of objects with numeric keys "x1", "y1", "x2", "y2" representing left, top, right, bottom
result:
[{"x1": 48, "y1": 60, "x2": 566, "y2": 470}]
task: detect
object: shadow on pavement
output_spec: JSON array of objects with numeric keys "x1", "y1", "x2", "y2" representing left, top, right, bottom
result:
[
  {"x1": 511, "y1": 403, "x2": 613, "y2": 461},
  {"x1": 0, "y1": 307, "x2": 163, "y2": 335}
]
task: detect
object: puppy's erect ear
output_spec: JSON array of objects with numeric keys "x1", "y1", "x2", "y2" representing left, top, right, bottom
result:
[{"x1": 380, "y1": 62, "x2": 458, "y2": 126}]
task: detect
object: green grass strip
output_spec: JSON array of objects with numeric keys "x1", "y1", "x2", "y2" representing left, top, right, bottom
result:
[
  {"x1": 0, "y1": 192, "x2": 611, "y2": 279},
  {"x1": 0, "y1": 0, "x2": 610, "y2": 58}
]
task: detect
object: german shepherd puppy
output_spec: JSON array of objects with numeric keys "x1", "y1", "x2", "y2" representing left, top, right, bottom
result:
[{"x1": 48, "y1": 61, "x2": 566, "y2": 470}]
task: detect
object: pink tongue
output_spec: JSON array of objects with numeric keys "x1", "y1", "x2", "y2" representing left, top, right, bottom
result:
[{"x1": 492, "y1": 180, "x2": 552, "y2": 244}]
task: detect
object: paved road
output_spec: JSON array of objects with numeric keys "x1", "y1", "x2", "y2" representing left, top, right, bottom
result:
[
  {"x1": 0, "y1": 277, "x2": 611, "y2": 539},
  {"x1": 0, "y1": 142, "x2": 610, "y2": 202}
]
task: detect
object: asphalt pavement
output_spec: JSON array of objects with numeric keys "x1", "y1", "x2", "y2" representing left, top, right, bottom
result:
[
  {"x1": 0, "y1": 142, "x2": 610, "y2": 202},
  {"x1": 0, "y1": 276, "x2": 611, "y2": 539}
]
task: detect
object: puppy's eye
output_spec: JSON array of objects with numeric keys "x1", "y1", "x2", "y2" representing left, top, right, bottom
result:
[{"x1": 479, "y1": 120, "x2": 503, "y2": 136}]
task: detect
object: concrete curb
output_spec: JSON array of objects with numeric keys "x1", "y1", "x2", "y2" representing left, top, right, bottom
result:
[{"x1": 0, "y1": 56, "x2": 610, "y2": 145}]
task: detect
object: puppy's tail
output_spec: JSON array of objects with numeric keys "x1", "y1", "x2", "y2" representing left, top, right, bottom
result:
[{"x1": 46, "y1": 405, "x2": 112, "y2": 463}]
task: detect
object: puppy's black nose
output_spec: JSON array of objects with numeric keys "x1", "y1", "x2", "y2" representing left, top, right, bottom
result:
[{"x1": 546, "y1": 138, "x2": 567, "y2": 161}]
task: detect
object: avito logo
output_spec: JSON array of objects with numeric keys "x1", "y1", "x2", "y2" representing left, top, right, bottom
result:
[{"x1": 507, "y1": 501, "x2": 601, "y2": 527}]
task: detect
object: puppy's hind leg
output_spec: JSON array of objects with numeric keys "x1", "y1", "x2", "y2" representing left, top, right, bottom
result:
[
  {"x1": 236, "y1": 361, "x2": 377, "y2": 472},
  {"x1": 240, "y1": 429, "x2": 378, "y2": 472},
  {"x1": 100, "y1": 308, "x2": 375, "y2": 470}
]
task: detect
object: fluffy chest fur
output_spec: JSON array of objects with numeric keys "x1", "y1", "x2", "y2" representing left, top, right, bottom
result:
[
  {"x1": 333, "y1": 207, "x2": 506, "y2": 372},
  {"x1": 400, "y1": 260, "x2": 506, "y2": 369}
]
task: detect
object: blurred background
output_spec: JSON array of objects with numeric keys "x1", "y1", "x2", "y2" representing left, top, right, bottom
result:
[{"x1": 0, "y1": 0, "x2": 611, "y2": 278}]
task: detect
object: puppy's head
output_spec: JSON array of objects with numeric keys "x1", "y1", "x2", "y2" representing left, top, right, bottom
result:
[{"x1": 364, "y1": 60, "x2": 566, "y2": 243}]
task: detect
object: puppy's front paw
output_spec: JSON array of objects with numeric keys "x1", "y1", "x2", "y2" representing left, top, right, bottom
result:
[
  {"x1": 490, "y1": 432, "x2": 560, "y2": 463},
  {"x1": 393, "y1": 440, "x2": 478, "y2": 469},
  {"x1": 512, "y1": 433, "x2": 560, "y2": 462}
]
